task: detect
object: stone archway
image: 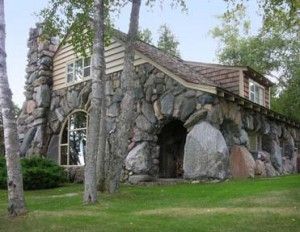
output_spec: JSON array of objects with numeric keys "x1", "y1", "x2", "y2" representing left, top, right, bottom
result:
[{"x1": 158, "y1": 120, "x2": 187, "y2": 178}]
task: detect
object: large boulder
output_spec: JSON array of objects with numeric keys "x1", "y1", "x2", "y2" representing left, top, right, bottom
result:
[
  {"x1": 183, "y1": 121, "x2": 229, "y2": 180},
  {"x1": 282, "y1": 156, "x2": 296, "y2": 174},
  {"x1": 229, "y1": 145, "x2": 255, "y2": 178},
  {"x1": 125, "y1": 142, "x2": 151, "y2": 174},
  {"x1": 262, "y1": 136, "x2": 282, "y2": 171},
  {"x1": 265, "y1": 162, "x2": 278, "y2": 177}
]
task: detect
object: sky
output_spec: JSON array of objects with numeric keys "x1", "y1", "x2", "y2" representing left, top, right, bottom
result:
[{"x1": 5, "y1": 0, "x2": 261, "y2": 107}]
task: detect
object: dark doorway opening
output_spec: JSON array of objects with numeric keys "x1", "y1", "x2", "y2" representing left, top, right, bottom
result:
[{"x1": 158, "y1": 120, "x2": 187, "y2": 178}]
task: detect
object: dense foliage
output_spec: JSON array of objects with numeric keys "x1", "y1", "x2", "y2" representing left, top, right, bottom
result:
[{"x1": 0, "y1": 156, "x2": 67, "y2": 190}]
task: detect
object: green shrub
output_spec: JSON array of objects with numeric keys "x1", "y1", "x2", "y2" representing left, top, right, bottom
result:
[
  {"x1": 0, "y1": 156, "x2": 67, "y2": 190},
  {"x1": 0, "y1": 157, "x2": 7, "y2": 189}
]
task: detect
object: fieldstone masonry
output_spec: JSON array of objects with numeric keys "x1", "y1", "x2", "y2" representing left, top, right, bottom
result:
[
  {"x1": 18, "y1": 24, "x2": 58, "y2": 157},
  {"x1": 17, "y1": 25, "x2": 300, "y2": 183}
]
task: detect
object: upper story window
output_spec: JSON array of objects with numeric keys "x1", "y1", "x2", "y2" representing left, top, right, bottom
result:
[
  {"x1": 249, "y1": 79, "x2": 265, "y2": 106},
  {"x1": 67, "y1": 57, "x2": 91, "y2": 83}
]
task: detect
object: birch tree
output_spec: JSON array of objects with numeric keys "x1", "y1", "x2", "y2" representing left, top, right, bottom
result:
[
  {"x1": 0, "y1": 0, "x2": 26, "y2": 216},
  {"x1": 84, "y1": 0, "x2": 107, "y2": 203},
  {"x1": 40, "y1": 0, "x2": 108, "y2": 203}
]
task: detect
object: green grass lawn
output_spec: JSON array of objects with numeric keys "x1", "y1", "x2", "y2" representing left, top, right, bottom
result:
[{"x1": 0, "y1": 175, "x2": 300, "y2": 232}]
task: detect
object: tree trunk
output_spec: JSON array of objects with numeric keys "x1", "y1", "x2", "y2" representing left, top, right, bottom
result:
[
  {"x1": 96, "y1": 95, "x2": 107, "y2": 192},
  {"x1": 84, "y1": 0, "x2": 106, "y2": 203},
  {"x1": 0, "y1": 0, "x2": 26, "y2": 216},
  {"x1": 107, "y1": 0, "x2": 141, "y2": 193}
]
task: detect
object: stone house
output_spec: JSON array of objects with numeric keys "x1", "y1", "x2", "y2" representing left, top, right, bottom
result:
[{"x1": 17, "y1": 25, "x2": 300, "y2": 183}]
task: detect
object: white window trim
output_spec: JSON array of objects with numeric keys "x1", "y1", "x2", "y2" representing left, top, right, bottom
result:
[
  {"x1": 249, "y1": 79, "x2": 265, "y2": 106},
  {"x1": 59, "y1": 109, "x2": 89, "y2": 167},
  {"x1": 65, "y1": 57, "x2": 91, "y2": 87}
]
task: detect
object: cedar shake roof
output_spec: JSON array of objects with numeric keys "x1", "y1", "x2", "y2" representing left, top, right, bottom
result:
[
  {"x1": 114, "y1": 29, "x2": 273, "y2": 90},
  {"x1": 186, "y1": 61, "x2": 274, "y2": 87},
  {"x1": 113, "y1": 29, "x2": 217, "y2": 87}
]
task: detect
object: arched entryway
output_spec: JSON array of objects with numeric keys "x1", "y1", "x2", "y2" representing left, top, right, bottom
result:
[{"x1": 158, "y1": 120, "x2": 187, "y2": 178}]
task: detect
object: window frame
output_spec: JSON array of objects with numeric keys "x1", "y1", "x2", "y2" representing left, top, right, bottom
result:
[
  {"x1": 66, "y1": 57, "x2": 92, "y2": 86},
  {"x1": 249, "y1": 79, "x2": 265, "y2": 106},
  {"x1": 59, "y1": 110, "x2": 89, "y2": 166}
]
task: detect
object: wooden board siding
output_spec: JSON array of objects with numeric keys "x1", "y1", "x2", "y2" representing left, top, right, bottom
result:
[
  {"x1": 244, "y1": 75, "x2": 249, "y2": 99},
  {"x1": 52, "y1": 39, "x2": 146, "y2": 90},
  {"x1": 265, "y1": 87, "x2": 270, "y2": 108},
  {"x1": 189, "y1": 64, "x2": 241, "y2": 95}
]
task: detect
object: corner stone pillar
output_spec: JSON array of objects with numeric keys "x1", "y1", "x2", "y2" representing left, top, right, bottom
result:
[{"x1": 17, "y1": 23, "x2": 58, "y2": 156}]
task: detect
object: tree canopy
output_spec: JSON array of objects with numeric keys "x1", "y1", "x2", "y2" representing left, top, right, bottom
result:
[{"x1": 157, "y1": 24, "x2": 180, "y2": 57}]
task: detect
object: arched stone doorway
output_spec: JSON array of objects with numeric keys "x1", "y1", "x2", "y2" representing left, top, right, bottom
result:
[{"x1": 158, "y1": 120, "x2": 187, "y2": 178}]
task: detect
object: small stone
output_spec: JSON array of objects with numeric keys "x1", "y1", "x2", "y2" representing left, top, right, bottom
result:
[
  {"x1": 128, "y1": 175, "x2": 154, "y2": 184},
  {"x1": 203, "y1": 104, "x2": 212, "y2": 111},
  {"x1": 184, "y1": 90, "x2": 196, "y2": 98},
  {"x1": 136, "y1": 115, "x2": 152, "y2": 132},
  {"x1": 142, "y1": 101, "x2": 156, "y2": 124},
  {"x1": 255, "y1": 160, "x2": 266, "y2": 176},
  {"x1": 35, "y1": 85, "x2": 51, "y2": 107},
  {"x1": 107, "y1": 103, "x2": 119, "y2": 117},
  {"x1": 198, "y1": 93, "x2": 215, "y2": 105},
  {"x1": 160, "y1": 93, "x2": 174, "y2": 116},
  {"x1": 191, "y1": 180, "x2": 200, "y2": 184},
  {"x1": 26, "y1": 100, "x2": 36, "y2": 114},
  {"x1": 180, "y1": 98, "x2": 196, "y2": 121},
  {"x1": 184, "y1": 109, "x2": 208, "y2": 129},
  {"x1": 55, "y1": 107, "x2": 65, "y2": 122},
  {"x1": 153, "y1": 101, "x2": 163, "y2": 120}
]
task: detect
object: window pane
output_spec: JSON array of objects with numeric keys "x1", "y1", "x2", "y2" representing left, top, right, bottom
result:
[
  {"x1": 69, "y1": 111, "x2": 87, "y2": 129},
  {"x1": 84, "y1": 57, "x2": 91, "y2": 67},
  {"x1": 250, "y1": 82, "x2": 254, "y2": 92},
  {"x1": 84, "y1": 67, "x2": 90, "y2": 77},
  {"x1": 61, "y1": 123, "x2": 68, "y2": 144},
  {"x1": 67, "y1": 73, "x2": 73, "y2": 83},
  {"x1": 250, "y1": 92, "x2": 255, "y2": 101},
  {"x1": 60, "y1": 145, "x2": 68, "y2": 165},
  {"x1": 259, "y1": 88, "x2": 264, "y2": 105},
  {"x1": 74, "y1": 59, "x2": 83, "y2": 81},
  {"x1": 69, "y1": 130, "x2": 86, "y2": 165},
  {"x1": 67, "y1": 63, "x2": 74, "y2": 74}
]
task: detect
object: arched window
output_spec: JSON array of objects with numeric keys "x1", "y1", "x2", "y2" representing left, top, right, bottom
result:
[{"x1": 59, "y1": 110, "x2": 88, "y2": 166}]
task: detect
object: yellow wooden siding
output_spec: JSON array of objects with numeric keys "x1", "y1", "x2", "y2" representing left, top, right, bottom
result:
[{"x1": 52, "y1": 40, "x2": 146, "y2": 90}]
